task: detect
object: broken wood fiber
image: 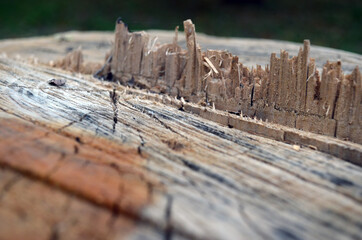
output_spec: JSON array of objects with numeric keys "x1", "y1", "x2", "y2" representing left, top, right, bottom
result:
[
  {"x1": 94, "y1": 19, "x2": 361, "y2": 144},
  {"x1": 2, "y1": 21, "x2": 362, "y2": 240}
]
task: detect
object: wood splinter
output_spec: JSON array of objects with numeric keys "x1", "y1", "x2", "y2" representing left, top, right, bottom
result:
[
  {"x1": 48, "y1": 78, "x2": 66, "y2": 86},
  {"x1": 51, "y1": 18, "x2": 362, "y2": 145}
]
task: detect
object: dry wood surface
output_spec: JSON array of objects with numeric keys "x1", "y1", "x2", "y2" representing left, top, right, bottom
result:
[{"x1": 0, "y1": 30, "x2": 362, "y2": 240}]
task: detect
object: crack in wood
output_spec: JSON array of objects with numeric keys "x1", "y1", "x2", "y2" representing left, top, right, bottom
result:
[
  {"x1": 137, "y1": 132, "x2": 146, "y2": 156},
  {"x1": 57, "y1": 112, "x2": 90, "y2": 132},
  {"x1": 242, "y1": 152, "x2": 362, "y2": 204},
  {"x1": 128, "y1": 102, "x2": 180, "y2": 135},
  {"x1": 47, "y1": 191, "x2": 73, "y2": 240},
  {"x1": 164, "y1": 194, "x2": 173, "y2": 240},
  {"x1": 109, "y1": 88, "x2": 119, "y2": 133},
  {"x1": 48, "y1": 224, "x2": 59, "y2": 240},
  {"x1": 0, "y1": 85, "x2": 110, "y2": 92},
  {"x1": 0, "y1": 171, "x2": 21, "y2": 201},
  {"x1": 274, "y1": 227, "x2": 303, "y2": 240},
  {"x1": 44, "y1": 152, "x2": 66, "y2": 180},
  {"x1": 101, "y1": 19, "x2": 362, "y2": 145},
  {"x1": 0, "y1": 152, "x2": 151, "y2": 230},
  {"x1": 1, "y1": 39, "x2": 362, "y2": 238},
  {"x1": 178, "y1": 157, "x2": 240, "y2": 192}
]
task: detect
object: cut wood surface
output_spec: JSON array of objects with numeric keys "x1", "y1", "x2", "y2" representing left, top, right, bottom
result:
[{"x1": 0, "y1": 29, "x2": 362, "y2": 240}]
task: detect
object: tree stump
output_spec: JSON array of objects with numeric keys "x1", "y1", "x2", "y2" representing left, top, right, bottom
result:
[{"x1": 0, "y1": 29, "x2": 361, "y2": 240}]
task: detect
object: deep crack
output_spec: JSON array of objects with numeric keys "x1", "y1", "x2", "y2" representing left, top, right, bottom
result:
[
  {"x1": 110, "y1": 88, "x2": 119, "y2": 133},
  {"x1": 58, "y1": 112, "x2": 90, "y2": 132},
  {"x1": 0, "y1": 173, "x2": 21, "y2": 201},
  {"x1": 45, "y1": 152, "x2": 66, "y2": 180},
  {"x1": 164, "y1": 194, "x2": 173, "y2": 240}
]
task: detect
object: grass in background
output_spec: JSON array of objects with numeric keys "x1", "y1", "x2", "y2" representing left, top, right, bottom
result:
[{"x1": 0, "y1": 0, "x2": 361, "y2": 53}]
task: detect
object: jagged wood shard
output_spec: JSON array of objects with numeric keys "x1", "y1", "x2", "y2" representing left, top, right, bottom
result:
[
  {"x1": 97, "y1": 19, "x2": 361, "y2": 144},
  {"x1": 50, "y1": 47, "x2": 102, "y2": 75}
]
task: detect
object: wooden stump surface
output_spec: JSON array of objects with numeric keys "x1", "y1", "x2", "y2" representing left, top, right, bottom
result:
[{"x1": 0, "y1": 31, "x2": 361, "y2": 240}]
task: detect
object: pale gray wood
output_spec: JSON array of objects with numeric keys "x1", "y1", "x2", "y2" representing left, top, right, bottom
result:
[
  {"x1": 1, "y1": 31, "x2": 362, "y2": 240},
  {"x1": 0, "y1": 55, "x2": 361, "y2": 240}
]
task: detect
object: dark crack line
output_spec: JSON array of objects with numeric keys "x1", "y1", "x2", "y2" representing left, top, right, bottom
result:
[
  {"x1": 183, "y1": 172, "x2": 208, "y2": 198},
  {"x1": 146, "y1": 181, "x2": 153, "y2": 202},
  {"x1": 48, "y1": 194, "x2": 73, "y2": 240},
  {"x1": 250, "y1": 84, "x2": 255, "y2": 107},
  {"x1": 243, "y1": 152, "x2": 362, "y2": 204},
  {"x1": 4, "y1": 85, "x2": 110, "y2": 92},
  {"x1": 178, "y1": 157, "x2": 240, "y2": 192},
  {"x1": 2, "y1": 101, "x2": 359, "y2": 204},
  {"x1": 0, "y1": 106, "x2": 46, "y2": 129},
  {"x1": 138, "y1": 132, "x2": 146, "y2": 156},
  {"x1": 0, "y1": 163, "x2": 220, "y2": 240},
  {"x1": 152, "y1": 115, "x2": 178, "y2": 134},
  {"x1": 44, "y1": 152, "x2": 66, "y2": 180},
  {"x1": 0, "y1": 107, "x2": 147, "y2": 173},
  {"x1": 0, "y1": 172, "x2": 21, "y2": 201},
  {"x1": 106, "y1": 207, "x2": 120, "y2": 239},
  {"x1": 138, "y1": 106, "x2": 178, "y2": 134},
  {"x1": 164, "y1": 194, "x2": 173, "y2": 240},
  {"x1": 123, "y1": 103, "x2": 231, "y2": 155},
  {"x1": 57, "y1": 112, "x2": 90, "y2": 132},
  {"x1": 108, "y1": 162, "x2": 129, "y2": 176},
  {"x1": 119, "y1": 101, "x2": 193, "y2": 144},
  {"x1": 106, "y1": 182, "x2": 125, "y2": 237},
  {"x1": 125, "y1": 102, "x2": 183, "y2": 136},
  {"x1": 139, "y1": 134, "x2": 145, "y2": 147},
  {"x1": 94, "y1": 55, "x2": 112, "y2": 79},
  {"x1": 0, "y1": 162, "x2": 139, "y2": 220},
  {"x1": 110, "y1": 88, "x2": 119, "y2": 133},
  {"x1": 49, "y1": 224, "x2": 59, "y2": 240}
]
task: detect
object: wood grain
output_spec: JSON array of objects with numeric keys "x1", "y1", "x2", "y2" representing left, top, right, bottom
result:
[
  {"x1": 100, "y1": 20, "x2": 361, "y2": 144},
  {"x1": 0, "y1": 32, "x2": 361, "y2": 240}
]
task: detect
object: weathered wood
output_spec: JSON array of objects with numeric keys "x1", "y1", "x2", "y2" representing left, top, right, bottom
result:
[
  {"x1": 0, "y1": 167, "x2": 137, "y2": 240},
  {"x1": 0, "y1": 30, "x2": 362, "y2": 240},
  {"x1": 96, "y1": 20, "x2": 361, "y2": 144}
]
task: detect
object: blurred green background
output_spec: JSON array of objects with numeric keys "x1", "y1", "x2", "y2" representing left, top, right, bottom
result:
[{"x1": 0, "y1": 0, "x2": 361, "y2": 53}]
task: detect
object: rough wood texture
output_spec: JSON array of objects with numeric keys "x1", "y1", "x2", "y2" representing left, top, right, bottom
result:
[
  {"x1": 96, "y1": 20, "x2": 361, "y2": 144},
  {"x1": 0, "y1": 27, "x2": 362, "y2": 240}
]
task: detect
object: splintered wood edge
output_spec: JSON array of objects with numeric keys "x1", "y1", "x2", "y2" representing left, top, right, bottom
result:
[
  {"x1": 115, "y1": 85, "x2": 362, "y2": 166},
  {"x1": 39, "y1": 19, "x2": 361, "y2": 164},
  {"x1": 1, "y1": 55, "x2": 361, "y2": 239},
  {"x1": 87, "y1": 19, "x2": 361, "y2": 145}
]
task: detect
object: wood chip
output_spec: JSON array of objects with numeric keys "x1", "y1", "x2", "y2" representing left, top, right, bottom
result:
[
  {"x1": 293, "y1": 145, "x2": 301, "y2": 151},
  {"x1": 48, "y1": 78, "x2": 66, "y2": 86},
  {"x1": 204, "y1": 56, "x2": 219, "y2": 74}
]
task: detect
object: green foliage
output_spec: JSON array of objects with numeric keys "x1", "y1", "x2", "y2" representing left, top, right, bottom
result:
[{"x1": 0, "y1": 0, "x2": 361, "y2": 53}]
